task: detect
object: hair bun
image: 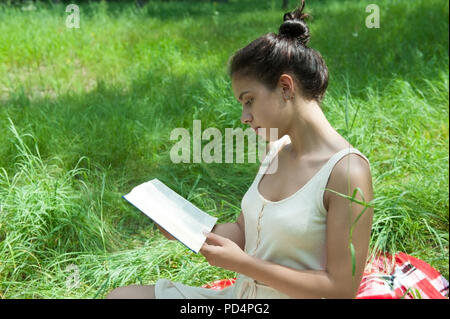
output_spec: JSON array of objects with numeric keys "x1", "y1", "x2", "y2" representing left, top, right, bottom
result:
[
  {"x1": 279, "y1": 0, "x2": 310, "y2": 46},
  {"x1": 279, "y1": 20, "x2": 310, "y2": 46}
]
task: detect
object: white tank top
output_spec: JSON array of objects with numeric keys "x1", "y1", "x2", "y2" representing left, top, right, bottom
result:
[{"x1": 233, "y1": 134, "x2": 371, "y2": 298}]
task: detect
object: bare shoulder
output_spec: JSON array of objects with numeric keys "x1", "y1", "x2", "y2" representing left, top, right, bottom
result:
[
  {"x1": 334, "y1": 153, "x2": 371, "y2": 179},
  {"x1": 325, "y1": 153, "x2": 373, "y2": 209}
]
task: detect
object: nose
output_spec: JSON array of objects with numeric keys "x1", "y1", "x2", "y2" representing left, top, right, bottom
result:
[{"x1": 241, "y1": 109, "x2": 252, "y2": 125}]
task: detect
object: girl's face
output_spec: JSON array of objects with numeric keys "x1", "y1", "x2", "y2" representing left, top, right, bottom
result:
[{"x1": 231, "y1": 75, "x2": 292, "y2": 142}]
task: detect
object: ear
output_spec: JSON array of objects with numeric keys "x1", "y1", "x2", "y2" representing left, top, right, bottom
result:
[{"x1": 278, "y1": 74, "x2": 295, "y2": 100}]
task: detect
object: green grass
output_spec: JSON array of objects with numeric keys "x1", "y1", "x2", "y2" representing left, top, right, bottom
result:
[{"x1": 0, "y1": 0, "x2": 448, "y2": 298}]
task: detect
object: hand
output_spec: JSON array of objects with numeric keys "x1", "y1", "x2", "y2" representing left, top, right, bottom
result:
[{"x1": 199, "y1": 232, "x2": 249, "y2": 273}]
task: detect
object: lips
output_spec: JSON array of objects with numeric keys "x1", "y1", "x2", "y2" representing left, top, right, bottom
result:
[{"x1": 252, "y1": 126, "x2": 260, "y2": 133}]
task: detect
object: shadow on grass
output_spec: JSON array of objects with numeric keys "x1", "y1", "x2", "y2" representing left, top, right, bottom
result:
[{"x1": 1, "y1": 0, "x2": 447, "y2": 187}]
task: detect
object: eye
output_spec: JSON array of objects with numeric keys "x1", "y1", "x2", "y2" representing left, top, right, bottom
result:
[{"x1": 245, "y1": 98, "x2": 253, "y2": 106}]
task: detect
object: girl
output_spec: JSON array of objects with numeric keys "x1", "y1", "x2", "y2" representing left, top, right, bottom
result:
[{"x1": 107, "y1": 0, "x2": 374, "y2": 299}]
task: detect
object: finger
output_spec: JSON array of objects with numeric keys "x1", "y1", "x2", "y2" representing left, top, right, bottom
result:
[
  {"x1": 204, "y1": 232, "x2": 227, "y2": 246},
  {"x1": 199, "y1": 242, "x2": 220, "y2": 256},
  {"x1": 199, "y1": 242, "x2": 212, "y2": 255}
]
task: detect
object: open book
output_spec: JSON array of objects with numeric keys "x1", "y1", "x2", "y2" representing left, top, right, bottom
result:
[{"x1": 122, "y1": 178, "x2": 218, "y2": 253}]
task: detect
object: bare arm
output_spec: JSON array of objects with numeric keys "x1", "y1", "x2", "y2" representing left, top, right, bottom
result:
[{"x1": 209, "y1": 211, "x2": 245, "y2": 250}]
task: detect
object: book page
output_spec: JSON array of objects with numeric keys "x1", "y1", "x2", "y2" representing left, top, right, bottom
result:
[{"x1": 123, "y1": 178, "x2": 217, "y2": 253}]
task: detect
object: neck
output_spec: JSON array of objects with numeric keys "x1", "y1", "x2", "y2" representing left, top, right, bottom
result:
[{"x1": 285, "y1": 99, "x2": 342, "y2": 159}]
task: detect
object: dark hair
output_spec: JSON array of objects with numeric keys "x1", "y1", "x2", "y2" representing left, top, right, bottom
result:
[{"x1": 228, "y1": 0, "x2": 329, "y2": 103}]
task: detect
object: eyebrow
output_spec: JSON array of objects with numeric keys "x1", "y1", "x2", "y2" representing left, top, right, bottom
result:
[{"x1": 238, "y1": 90, "x2": 251, "y2": 101}]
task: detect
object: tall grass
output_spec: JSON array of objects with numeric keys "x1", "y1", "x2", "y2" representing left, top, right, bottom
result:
[{"x1": 0, "y1": 0, "x2": 448, "y2": 298}]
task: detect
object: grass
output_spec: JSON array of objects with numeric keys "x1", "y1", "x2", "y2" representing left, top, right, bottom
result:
[{"x1": 0, "y1": 0, "x2": 448, "y2": 298}]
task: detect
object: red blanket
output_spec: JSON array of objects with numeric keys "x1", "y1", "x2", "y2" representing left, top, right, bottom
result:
[{"x1": 202, "y1": 252, "x2": 449, "y2": 299}]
